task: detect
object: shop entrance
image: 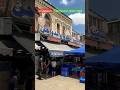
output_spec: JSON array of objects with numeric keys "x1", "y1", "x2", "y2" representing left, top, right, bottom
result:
[{"x1": 0, "y1": 56, "x2": 34, "y2": 90}]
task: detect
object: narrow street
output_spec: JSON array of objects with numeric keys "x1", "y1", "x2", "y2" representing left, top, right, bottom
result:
[{"x1": 35, "y1": 75, "x2": 85, "y2": 90}]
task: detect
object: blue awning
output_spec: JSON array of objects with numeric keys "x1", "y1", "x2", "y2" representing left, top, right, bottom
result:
[
  {"x1": 85, "y1": 47, "x2": 120, "y2": 73},
  {"x1": 64, "y1": 46, "x2": 85, "y2": 56}
]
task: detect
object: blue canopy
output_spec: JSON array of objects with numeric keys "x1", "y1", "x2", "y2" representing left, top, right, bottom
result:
[
  {"x1": 85, "y1": 47, "x2": 120, "y2": 73},
  {"x1": 64, "y1": 46, "x2": 85, "y2": 56}
]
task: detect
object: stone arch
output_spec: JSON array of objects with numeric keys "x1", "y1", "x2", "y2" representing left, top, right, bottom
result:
[
  {"x1": 44, "y1": 13, "x2": 52, "y2": 31},
  {"x1": 57, "y1": 23, "x2": 60, "y2": 34}
]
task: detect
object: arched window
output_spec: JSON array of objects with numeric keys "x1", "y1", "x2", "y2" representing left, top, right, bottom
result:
[
  {"x1": 44, "y1": 14, "x2": 51, "y2": 28},
  {"x1": 57, "y1": 23, "x2": 60, "y2": 34}
]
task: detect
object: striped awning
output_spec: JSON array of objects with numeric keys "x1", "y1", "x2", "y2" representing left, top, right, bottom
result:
[
  {"x1": 41, "y1": 41, "x2": 75, "y2": 57},
  {"x1": 13, "y1": 34, "x2": 34, "y2": 54},
  {"x1": 41, "y1": 41, "x2": 74, "y2": 51}
]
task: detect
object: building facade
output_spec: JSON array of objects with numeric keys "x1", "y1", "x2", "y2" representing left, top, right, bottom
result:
[
  {"x1": 86, "y1": 10, "x2": 108, "y2": 34},
  {"x1": 35, "y1": 0, "x2": 81, "y2": 47},
  {"x1": 86, "y1": 0, "x2": 108, "y2": 34},
  {"x1": 0, "y1": 0, "x2": 35, "y2": 89},
  {"x1": 86, "y1": 0, "x2": 113, "y2": 52},
  {"x1": 86, "y1": 10, "x2": 113, "y2": 51},
  {"x1": 35, "y1": 0, "x2": 82, "y2": 73},
  {"x1": 107, "y1": 19, "x2": 120, "y2": 45}
]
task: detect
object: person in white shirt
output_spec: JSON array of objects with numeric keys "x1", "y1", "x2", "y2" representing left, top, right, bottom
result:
[{"x1": 51, "y1": 60, "x2": 57, "y2": 77}]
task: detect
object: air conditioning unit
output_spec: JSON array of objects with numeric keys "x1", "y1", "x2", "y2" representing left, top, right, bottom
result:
[{"x1": 0, "y1": 17, "x2": 12, "y2": 35}]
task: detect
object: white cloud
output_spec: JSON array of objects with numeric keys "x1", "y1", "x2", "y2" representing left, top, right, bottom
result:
[
  {"x1": 69, "y1": 13, "x2": 85, "y2": 25},
  {"x1": 60, "y1": 0, "x2": 74, "y2": 5}
]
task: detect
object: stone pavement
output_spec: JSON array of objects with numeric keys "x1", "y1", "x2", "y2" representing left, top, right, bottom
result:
[{"x1": 35, "y1": 75, "x2": 85, "y2": 90}]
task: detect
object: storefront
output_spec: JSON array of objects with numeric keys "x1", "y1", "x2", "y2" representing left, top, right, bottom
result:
[
  {"x1": 0, "y1": 34, "x2": 34, "y2": 90},
  {"x1": 0, "y1": 41, "x2": 12, "y2": 90},
  {"x1": 35, "y1": 40, "x2": 75, "y2": 74},
  {"x1": 85, "y1": 47, "x2": 120, "y2": 90},
  {"x1": 40, "y1": 41, "x2": 74, "y2": 57}
]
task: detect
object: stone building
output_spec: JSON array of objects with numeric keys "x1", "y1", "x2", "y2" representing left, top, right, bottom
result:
[
  {"x1": 35, "y1": 0, "x2": 81, "y2": 48},
  {"x1": 35, "y1": 0, "x2": 72, "y2": 37},
  {"x1": 86, "y1": 0, "x2": 113, "y2": 52},
  {"x1": 86, "y1": 10, "x2": 113, "y2": 51},
  {"x1": 35, "y1": 0, "x2": 82, "y2": 74},
  {"x1": 86, "y1": 0, "x2": 108, "y2": 34},
  {"x1": 0, "y1": 0, "x2": 35, "y2": 89},
  {"x1": 86, "y1": 10, "x2": 108, "y2": 34},
  {"x1": 107, "y1": 19, "x2": 120, "y2": 45},
  {"x1": 72, "y1": 30, "x2": 80, "y2": 40}
]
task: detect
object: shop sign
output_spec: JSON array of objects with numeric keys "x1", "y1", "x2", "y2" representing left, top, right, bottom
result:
[
  {"x1": 47, "y1": 36, "x2": 61, "y2": 43},
  {"x1": 49, "y1": 51, "x2": 63, "y2": 57},
  {"x1": 36, "y1": 7, "x2": 53, "y2": 13},
  {"x1": 68, "y1": 42, "x2": 80, "y2": 47}
]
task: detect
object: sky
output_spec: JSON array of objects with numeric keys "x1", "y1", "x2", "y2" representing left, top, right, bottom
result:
[
  {"x1": 90, "y1": 0, "x2": 120, "y2": 21},
  {"x1": 47, "y1": 0, "x2": 85, "y2": 35}
]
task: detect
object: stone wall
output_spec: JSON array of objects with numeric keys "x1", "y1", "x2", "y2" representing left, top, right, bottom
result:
[{"x1": 35, "y1": 0, "x2": 72, "y2": 37}]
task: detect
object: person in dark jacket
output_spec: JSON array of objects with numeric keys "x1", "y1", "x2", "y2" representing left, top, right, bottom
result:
[{"x1": 9, "y1": 72, "x2": 18, "y2": 90}]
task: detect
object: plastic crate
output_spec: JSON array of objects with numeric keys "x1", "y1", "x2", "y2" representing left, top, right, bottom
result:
[
  {"x1": 80, "y1": 72, "x2": 85, "y2": 77},
  {"x1": 80, "y1": 76, "x2": 85, "y2": 83},
  {"x1": 61, "y1": 67, "x2": 69, "y2": 77},
  {"x1": 61, "y1": 67, "x2": 68, "y2": 71}
]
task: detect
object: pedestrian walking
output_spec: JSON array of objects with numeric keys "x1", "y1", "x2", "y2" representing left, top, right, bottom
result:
[
  {"x1": 45, "y1": 60, "x2": 51, "y2": 78},
  {"x1": 43, "y1": 61, "x2": 47, "y2": 74},
  {"x1": 51, "y1": 60, "x2": 57, "y2": 77},
  {"x1": 38, "y1": 57, "x2": 43, "y2": 80},
  {"x1": 9, "y1": 73, "x2": 18, "y2": 90},
  {"x1": 56, "y1": 61, "x2": 61, "y2": 75}
]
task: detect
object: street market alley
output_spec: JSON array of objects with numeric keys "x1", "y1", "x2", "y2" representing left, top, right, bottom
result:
[{"x1": 35, "y1": 75, "x2": 85, "y2": 90}]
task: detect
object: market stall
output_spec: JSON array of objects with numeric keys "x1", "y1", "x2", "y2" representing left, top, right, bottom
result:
[
  {"x1": 85, "y1": 47, "x2": 120, "y2": 90},
  {"x1": 61, "y1": 46, "x2": 85, "y2": 83}
]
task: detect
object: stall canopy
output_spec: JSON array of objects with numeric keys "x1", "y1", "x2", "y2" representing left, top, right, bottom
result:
[
  {"x1": 41, "y1": 41, "x2": 74, "y2": 57},
  {"x1": 64, "y1": 46, "x2": 85, "y2": 56},
  {"x1": 13, "y1": 30, "x2": 34, "y2": 54},
  {"x1": 0, "y1": 35, "x2": 29, "y2": 56},
  {"x1": 85, "y1": 47, "x2": 120, "y2": 73},
  {"x1": 0, "y1": 41, "x2": 8, "y2": 49},
  {"x1": 0, "y1": 41, "x2": 13, "y2": 56}
]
